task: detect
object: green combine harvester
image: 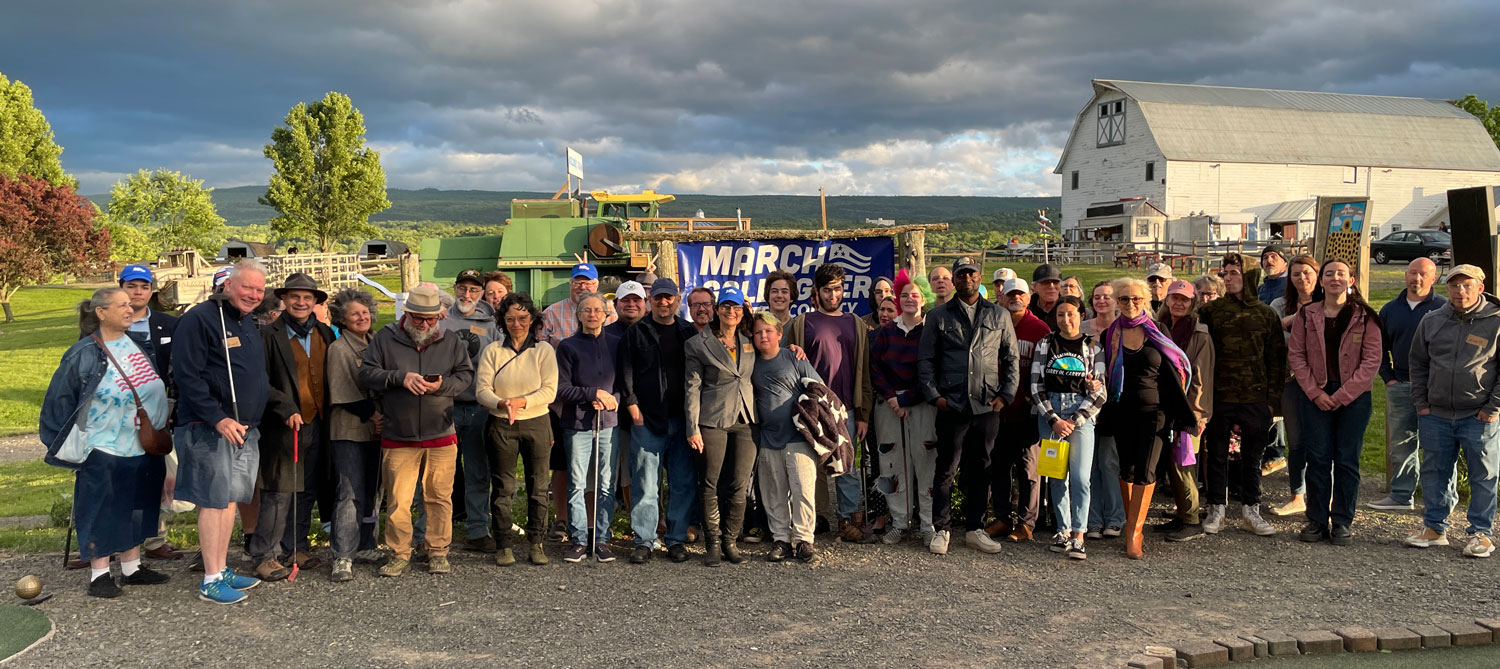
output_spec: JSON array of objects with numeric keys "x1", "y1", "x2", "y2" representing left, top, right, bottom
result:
[{"x1": 420, "y1": 189, "x2": 744, "y2": 306}]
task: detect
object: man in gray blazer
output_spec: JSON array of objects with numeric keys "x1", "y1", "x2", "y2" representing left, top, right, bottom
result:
[{"x1": 917, "y1": 258, "x2": 1020, "y2": 557}]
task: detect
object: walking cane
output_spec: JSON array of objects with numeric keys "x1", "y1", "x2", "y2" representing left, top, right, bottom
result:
[
  {"x1": 215, "y1": 300, "x2": 242, "y2": 446},
  {"x1": 900, "y1": 415, "x2": 911, "y2": 532},
  {"x1": 287, "y1": 428, "x2": 300, "y2": 582},
  {"x1": 62, "y1": 483, "x2": 75, "y2": 569},
  {"x1": 591, "y1": 411, "x2": 603, "y2": 565}
]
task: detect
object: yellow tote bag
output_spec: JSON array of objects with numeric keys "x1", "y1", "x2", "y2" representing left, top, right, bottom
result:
[{"x1": 1038, "y1": 437, "x2": 1070, "y2": 479}]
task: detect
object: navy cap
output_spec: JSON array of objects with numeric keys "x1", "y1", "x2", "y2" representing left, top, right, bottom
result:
[
  {"x1": 571, "y1": 263, "x2": 599, "y2": 280},
  {"x1": 716, "y1": 285, "x2": 745, "y2": 306},
  {"x1": 119, "y1": 264, "x2": 153, "y2": 284},
  {"x1": 650, "y1": 277, "x2": 680, "y2": 297},
  {"x1": 951, "y1": 257, "x2": 981, "y2": 275}
]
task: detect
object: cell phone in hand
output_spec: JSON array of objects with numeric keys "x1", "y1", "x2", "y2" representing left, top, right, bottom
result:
[{"x1": 423, "y1": 374, "x2": 440, "y2": 383}]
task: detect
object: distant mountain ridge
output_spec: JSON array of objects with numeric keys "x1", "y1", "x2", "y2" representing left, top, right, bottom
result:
[{"x1": 84, "y1": 185, "x2": 1060, "y2": 228}]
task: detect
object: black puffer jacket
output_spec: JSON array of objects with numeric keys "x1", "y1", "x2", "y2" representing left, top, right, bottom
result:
[{"x1": 917, "y1": 296, "x2": 1020, "y2": 415}]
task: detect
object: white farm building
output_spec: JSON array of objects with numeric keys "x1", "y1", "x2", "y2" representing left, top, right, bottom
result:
[{"x1": 1053, "y1": 79, "x2": 1500, "y2": 244}]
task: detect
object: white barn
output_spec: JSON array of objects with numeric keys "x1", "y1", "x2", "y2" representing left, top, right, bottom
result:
[{"x1": 1053, "y1": 80, "x2": 1500, "y2": 244}]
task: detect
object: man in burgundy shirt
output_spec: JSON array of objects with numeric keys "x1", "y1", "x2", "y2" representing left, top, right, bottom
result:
[{"x1": 990, "y1": 278, "x2": 1052, "y2": 542}]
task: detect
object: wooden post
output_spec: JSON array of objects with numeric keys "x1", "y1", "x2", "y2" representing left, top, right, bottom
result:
[
  {"x1": 820, "y1": 187, "x2": 828, "y2": 232},
  {"x1": 657, "y1": 241, "x2": 678, "y2": 287},
  {"x1": 399, "y1": 252, "x2": 420, "y2": 292},
  {"x1": 907, "y1": 229, "x2": 927, "y2": 278}
]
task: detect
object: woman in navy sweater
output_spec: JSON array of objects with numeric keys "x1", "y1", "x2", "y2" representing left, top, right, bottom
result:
[{"x1": 555, "y1": 292, "x2": 622, "y2": 563}]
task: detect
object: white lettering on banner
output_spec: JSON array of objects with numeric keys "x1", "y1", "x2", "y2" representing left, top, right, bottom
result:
[
  {"x1": 828, "y1": 243, "x2": 874, "y2": 273},
  {"x1": 782, "y1": 246, "x2": 803, "y2": 273},
  {"x1": 754, "y1": 245, "x2": 779, "y2": 275},
  {"x1": 731, "y1": 247, "x2": 756, "y2": 274},
  {"x1": 851, "y1": 275, "x2": 871, "y2": 298},
  {"x1": 703, "y1": 246, "x2": 734, "y2": 275}
]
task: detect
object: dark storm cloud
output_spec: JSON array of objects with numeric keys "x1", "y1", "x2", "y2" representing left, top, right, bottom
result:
[{"x1": 2, "y1": 0, "x2": 1497, "y2": 195}]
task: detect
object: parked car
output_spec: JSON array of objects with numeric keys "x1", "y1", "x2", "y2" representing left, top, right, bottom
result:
[{"x1": 1370, "y1": 230, "x2": 1451, "y2": 264}]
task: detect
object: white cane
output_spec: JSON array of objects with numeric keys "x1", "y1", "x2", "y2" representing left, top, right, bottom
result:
[
  {"x1": 215, "y1": 300, "x2": 242, "y2": 447},
  {"x1": 591, "y1": 410, "x2": 603, "y2": 565}
]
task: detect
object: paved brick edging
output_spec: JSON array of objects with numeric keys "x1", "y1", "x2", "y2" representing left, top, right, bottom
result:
[{"x1": 1122, "y1": 618, "x2": 1500, "y2": 668}]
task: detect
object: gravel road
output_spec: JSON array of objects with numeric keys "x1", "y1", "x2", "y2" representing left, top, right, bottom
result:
[
  {"x1": 1, "y1": 471, "x2": 1496, "y2": 667},
  {"x1": 0, "y1": 435, "x2": 40, "y2": 464}
]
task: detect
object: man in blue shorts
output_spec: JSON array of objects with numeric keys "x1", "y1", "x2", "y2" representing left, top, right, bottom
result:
[{"x1": 173, "y1": 260, "x2": 271, "y2": 604}]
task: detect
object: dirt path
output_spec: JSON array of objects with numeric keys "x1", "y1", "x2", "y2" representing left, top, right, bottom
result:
[
  {"x1": 1, "y1": 473, "x2": 1494, "y2": 667},
  {"x1": 0, "y1": 434, "x2": 39, "y2": 464}
]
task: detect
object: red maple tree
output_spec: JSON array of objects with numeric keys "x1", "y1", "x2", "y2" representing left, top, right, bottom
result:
[{"x1": 0, "y1": 174, "x2": 111, "y2": 321}]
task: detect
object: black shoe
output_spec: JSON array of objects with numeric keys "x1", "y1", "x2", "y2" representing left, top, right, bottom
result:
[
  {"x1": 767, "y1": 541, "x2": 793, "y2": 562},
  {"x1": 667, "y1": 543, "x2": 689, "y2": 563},
  {"x1": 815, "y1": 516, "x2": 830, "y2": 535},
  {"x1": 1330, "y1": 524, "x2": 1353, "y2": 546},
  {"x1": 1299, "y1": 522, "x2": 1330, "y2": 543},
  {"x1": 703, "y1": 543, "x2": 723, "y2": 567},
  {"x1": 88, "y1": 573, "x2": 122, "y2": 598},
  {"x1": 629, "y1": 546, "x2": 652, "y2": 564},
  {"x1": 1151, "y1": 518, "x2": 1185, "y2": 534},
  {"x1": 1166, "y1": 523, "x2": 1205, "y2": 542},
  {"x1": 466, "y1": 536, "x2": 498, "y2": 554},
  {"x1": 722, "y1": 541, "x2": 745, "y2": 564},
  {"x1": 795, "y1": 541, "x2": 820, "y2": 565},
  {"x1": 121, "y1": 566, "x2": 171, "y2": 585},
  {"x1": 563, "y1": 544, "x2": 588, "y2": 563},
  {"x1": 594, "y1": 544, "x2": 617, "y2": 563}
]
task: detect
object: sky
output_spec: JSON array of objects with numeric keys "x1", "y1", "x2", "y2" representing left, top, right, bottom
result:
[{"x1": 4, "y1": 0, "x2": 1499, "y2": 197}]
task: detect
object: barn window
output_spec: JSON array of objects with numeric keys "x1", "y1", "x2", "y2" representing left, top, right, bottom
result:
[
  {"x1": 1342, "y1": 166, "x2": 1358, "y2": 184},
  {"x1": 1096, "y1": 100, "x2": 1126, "y2": 147},
  {"x1": 1145, "y1": 161, "x2": 1155, "y2": 182},
  {"x1": 1071, "y1": 171, "x2": 1079, "y2": 190}
]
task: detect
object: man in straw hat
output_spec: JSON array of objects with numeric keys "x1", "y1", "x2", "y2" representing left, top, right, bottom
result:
[
  {"x1": 250, "y1": 273, "x2": 336, "y2": 582},
  {"x1": 359, "y1": 284, "x2": 474, "y2": 576}
]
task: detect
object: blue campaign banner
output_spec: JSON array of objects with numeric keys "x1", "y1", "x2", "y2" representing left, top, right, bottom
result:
[{"x1": 676, "y1": 238, "x2": 895, "y2": 316}]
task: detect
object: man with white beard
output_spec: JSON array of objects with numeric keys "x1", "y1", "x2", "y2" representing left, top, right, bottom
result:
[
  {"x1": 359, "y1": 285, "x2": 474, "y2": 577},
  {"x1": 443, "y1": 270, "x2": 504, "y2": 553}
]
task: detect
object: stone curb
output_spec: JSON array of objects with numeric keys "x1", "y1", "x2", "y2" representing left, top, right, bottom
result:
[{"x1": 1121, "y1": 618, "x2": 1500, "y2": 667}]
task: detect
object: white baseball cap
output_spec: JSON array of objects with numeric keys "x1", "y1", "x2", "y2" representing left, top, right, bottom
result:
[
  {"x1": 1002, "y1": 278, "x2": 1030, "y2": 295},
  {"x1": 993, "y1": 268, "x2": 1016, "y2": 283},
  {"x1": 615, "y1": 280, "x2": 647, "y2": 300}
]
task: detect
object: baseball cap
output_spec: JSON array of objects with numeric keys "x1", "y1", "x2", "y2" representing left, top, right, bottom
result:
[
  {"x1": 1446, "y1": 264, "x2": 1487, "y2": 283},
  {"x1": 1032, "y1": 263, "x2": 1062, "y2": 283},
  {"x1": 616, "y1": 280, "x2": 646, "y2": 300},
  {"x1": 1167, "y1": 279, "x2": 1196, "y2": 299},
  {"x1": 455, "y1": 269, "x2": 483, "y2": 287},
  {"x1": 716, "y1": 285, "x2": 745, "y2": 306},
  {"x1": 650, "y1": 278, "x2": 680, "y2": 297},
  {"x1": 1146, "y1": 263, "x2": 1175, "y2": 281},
  {"x1": 951, "y1": 257, "x2": 981, "y2": 275},
  {"x1": 1002, "y1": 278, "x2": 1030, "y2": 295},
  {"x1": 993, "y1": 268, "x2": 1016, "y2": 283},
  {"x1": 571, "y1": 263, "x2": 599, "y2": 280},
  {"x1": 119, "y1": 264, "x2": 153, "y2": 284},
  {"x1": 212, "y1": 265, "x2": 232, "y2": 288}
]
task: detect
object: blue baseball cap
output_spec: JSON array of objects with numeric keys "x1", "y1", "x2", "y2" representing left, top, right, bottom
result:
[
  {"x1": 119, "y1": 264, "x2": 153, "y2": 284},
  {"x1": 716, "y1": 285, "x2": 745, "y2": 306},
  {"x1": 649, "y1": 277, "x2": 679, "y2": 297},
  {"x1": 571, "y1": 263, "x2": 599, "y2": 280}
]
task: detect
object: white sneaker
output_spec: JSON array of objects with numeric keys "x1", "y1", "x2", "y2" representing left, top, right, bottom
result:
[
  {"x1": 1242, "y1": 504, "x2": 1276, "y2": 536},
  {"x1": 929, "y1": 530, "x2": 950, "y2": 555},
  {"x1": 1202, "y1": 504, "x2": 1226, "y2": 534},
  {"x1": 965, "y1": 529, "x2": 1004, "y2": 554},
  {"x1": 1464, "y1": 534, "x2": 1495, "y2": 558}
]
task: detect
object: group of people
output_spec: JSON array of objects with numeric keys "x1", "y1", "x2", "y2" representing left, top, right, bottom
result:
[{"x1": 39, "y1": 243, "x2": 1500, "y2": 602}]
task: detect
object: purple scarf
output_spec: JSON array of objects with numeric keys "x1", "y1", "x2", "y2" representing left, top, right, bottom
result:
[{"x1": 1103, "y1": 312, "x2": 1192, "y2": 402}]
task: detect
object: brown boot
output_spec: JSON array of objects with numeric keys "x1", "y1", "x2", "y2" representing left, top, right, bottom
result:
[
  {"x1": 838, "y1": 513, "x2": 867, "y2": 543},
  {"x1": 1006, "y1": 525, "x2": 1033, "y2": 543},
  {"x1": 984, "y1": 519, "x2": 1012, "y2": 539},
  {"x1": 254, "y1": 558, "x2": 291, "y2": 581},
  {"x1": 1124, "y1": 483, "x2": 1155, "y2": 559}
]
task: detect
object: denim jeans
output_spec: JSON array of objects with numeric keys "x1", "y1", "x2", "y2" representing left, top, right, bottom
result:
[
  {"x1": 1297, "y1": 390, "x2": 1371, "y2": 528},
  {"x1": 835, "y1": 415, "x2": 862, "y2": 517},
  {"x1": 1384, "y1": 382, "x2": 1422, "y2": 504},
  {"x1": 1282, "y1": 379, "x2": 1307, "y2": 496},
  {"x1": 630, "y1": 418, "x2": 697, "y2": 548},
  {"x1": 329, "y1": 439, "x2": 380, "y2": 559},
  {"x1": 1088, "y1": 434, "x2": 1125, "y2": 530},
  {"x1": 454, "y1": 402, "x2": 492, "y2": 540},
  {"x1": 1039, "y1": 393, "x2": 1096, "y2": 534},
  {"x1": 565, "y1": 427, "x2": 617, "y2": 546},
  {"x1": 1419, "y1": 413, "x2": 1500, "y2": 536}
]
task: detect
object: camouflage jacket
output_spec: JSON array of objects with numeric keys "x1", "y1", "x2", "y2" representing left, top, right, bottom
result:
[{"x1": 1199, "y1": 288, "x2": 1287, "y2": 408}]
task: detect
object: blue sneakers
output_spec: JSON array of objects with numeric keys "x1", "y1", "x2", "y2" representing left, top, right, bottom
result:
[
  {"x1": 199, "y1": 578, "x2": 248, "y2": 605},
  {"x1": 219, "y1": 568, "x2": 260, "y2": 591}
]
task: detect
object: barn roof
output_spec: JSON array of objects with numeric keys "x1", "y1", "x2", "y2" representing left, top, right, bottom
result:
[{"x1": 1055, "y1": 79, "x2": 1500, "y2": 173}]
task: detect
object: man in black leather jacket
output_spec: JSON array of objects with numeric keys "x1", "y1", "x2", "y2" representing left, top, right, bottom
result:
[{"x1": 917, "y1": 258, "x2": 1020, "y2": 556}]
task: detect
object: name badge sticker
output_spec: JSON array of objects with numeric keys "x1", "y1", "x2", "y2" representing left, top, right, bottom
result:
[
  {"x1": 159, "y1": 336, "x2": 171, "y2": 344},
  {"x1": 1467, "y1": 334, "x2": 1488, "y2": 348},
  {"x1": 469, "y1": 325, "x2": 487, "y2": 336},
  {"x1": 225, "y1": 336, "x2": 241, "y2": 349},
  {"x1": 1351, "y1": 333, "x2": 1362, "y2": 345}
]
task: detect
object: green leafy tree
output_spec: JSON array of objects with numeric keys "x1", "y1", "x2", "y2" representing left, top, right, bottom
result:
[
  {"x1": 0, "y1": 72, "x2": 74, "y2": 188},
  {"x1": 0, "y1": 174, "x2": 110, "y2": 321},
  {"x1": 107, "y1": 168, "x2": 224, "y2": 254},
  {"x1": 1456, "y1": 94, "x2": 1500, "y2": 149},
  {"x1": 261, "y1": 92, "x2": 390, "y2": 252},
  {"x1": 99, "y1": 210, "x2": 159, "y2": 263}
]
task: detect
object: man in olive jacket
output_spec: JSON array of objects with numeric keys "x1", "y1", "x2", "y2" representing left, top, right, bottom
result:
[
  {"x1": 917, "y1": 257, "x2": 1020, "y2": 556},
  {"x1": 1197, "y1": 253, "x2": 1286, "y2": 538}
]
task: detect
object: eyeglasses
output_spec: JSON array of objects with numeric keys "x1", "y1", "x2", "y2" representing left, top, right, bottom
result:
[
  {"x1": 689, "y1": 301, "x2": 713, "y2": 309},
  {"x1": 503, "y1": 316, "x2": 531, "y2": 325},
  {"x1": 579, "y1": 307, "x2": 607, "y2": 315},
  {"x1": 1115, "y1": 296, "x2": 1146, "y2": 304},
  {"x1": 407, "y1": 314, "x2": 440, "y2": 325},
  {"x1": 1147, "y1": 277, "x2": 1169, "y2": 283},
  {"x1": 717, "y1": 303, "x2": 741, "y2": 310}
]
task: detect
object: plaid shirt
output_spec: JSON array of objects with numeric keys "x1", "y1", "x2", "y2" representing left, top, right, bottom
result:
[{"x1": 541, "y1": 297, "x2": 617, "y2": 348}]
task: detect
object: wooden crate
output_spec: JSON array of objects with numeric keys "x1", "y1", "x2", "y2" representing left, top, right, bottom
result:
[{"x1": 264, "y1": 253, "x2": 361, "y2": 291}]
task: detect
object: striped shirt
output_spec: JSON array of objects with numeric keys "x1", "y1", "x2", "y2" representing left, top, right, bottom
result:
[
  {"x1": 1029, "y1": 332, "x2": 1108, "y2": 425},
  {"x1": 869, "y1": 317, "x2": 924, "y2": 407}
]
